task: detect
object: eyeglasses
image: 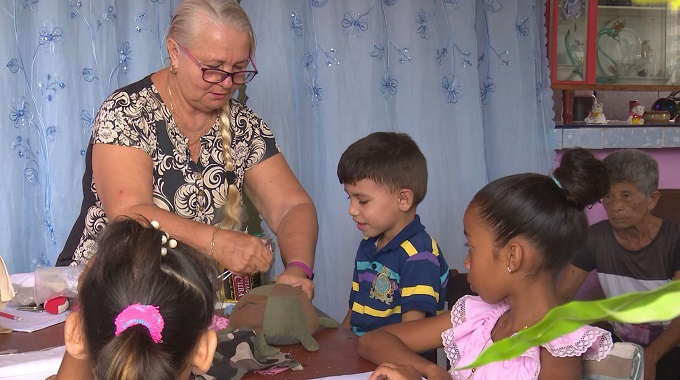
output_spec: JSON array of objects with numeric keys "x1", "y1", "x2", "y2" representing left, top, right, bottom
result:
[{"x1": 177, "y1": 43, "x2": 258, "y2": 85}]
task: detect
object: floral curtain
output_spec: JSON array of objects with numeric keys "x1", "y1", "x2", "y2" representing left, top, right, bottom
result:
[
  {"x1": 1, "y1": 0, "x2": 181, "y2": 272},
  {"x1": 241, "y1": 0, "x2": 555, "y2": 320},
  {"x1": 1, "y1": 0, "x2": 555, "y2": 322}
]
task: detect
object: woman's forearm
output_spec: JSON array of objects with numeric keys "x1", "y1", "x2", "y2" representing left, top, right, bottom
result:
[{"x1": 274, "y1": 202, "x2": 318, "y2": 268}]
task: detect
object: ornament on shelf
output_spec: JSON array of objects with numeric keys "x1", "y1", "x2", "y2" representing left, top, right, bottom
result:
[
  {"x1": 627, "y1": 102, "x2": 645, "y2": 125},
  {"x1": 585, "y1": 103, "x2": 607, "y2": 124}
]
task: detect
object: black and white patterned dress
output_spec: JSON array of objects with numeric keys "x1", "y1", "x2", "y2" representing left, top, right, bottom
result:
[{"x1": 57, "y1": 75, "x2": 279, "y2": 266}]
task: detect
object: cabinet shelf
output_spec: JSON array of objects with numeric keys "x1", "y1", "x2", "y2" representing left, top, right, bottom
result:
[
  {"x1": 552, "y1": 83, "x2": 680, "y2": 91},
  {"x1": 598, "y1": 5, "x2": 666, "y2": 11},
  {"x1": 548, "y1": 0, "x2": 679, "y2": 123}
]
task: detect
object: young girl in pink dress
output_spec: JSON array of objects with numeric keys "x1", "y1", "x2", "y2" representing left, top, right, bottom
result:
[{"x1": 358, "y1": 148, "x2": 614, "y2": 380}]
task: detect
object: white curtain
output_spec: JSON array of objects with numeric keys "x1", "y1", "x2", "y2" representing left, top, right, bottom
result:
[
  {"x1": 241, "y1": 0, "x2": 555, "y2": 321},
  {"x1": 1, "y1": 0, "x2": 555, "y2": 323},
  {"x1": 1, "y1": 0, "x2": 181, "y2": 272}
]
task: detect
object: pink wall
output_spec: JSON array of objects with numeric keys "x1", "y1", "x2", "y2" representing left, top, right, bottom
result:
[{"x1": 555, "y1": 148, "x2": 680, "y2": 224}]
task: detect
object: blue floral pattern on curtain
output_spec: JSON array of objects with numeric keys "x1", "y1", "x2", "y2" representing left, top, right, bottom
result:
[
  {"x1": 1, "y1": 0, "x2": 181, "y2": 273},
  {"x1": 1, "y1": 1, "x2": 555, "y2": 322},
  {"x1": 241, "y1": 0, "x2": 555, "y2": 321}
]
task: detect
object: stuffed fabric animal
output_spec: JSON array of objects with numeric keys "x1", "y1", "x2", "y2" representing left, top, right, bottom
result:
[
  {"x1": 225, "y1": 283, "x2": 339, "y2": 356},
  {"x1": 585, "y1": 103, "x2": 607, "y2": 124},
  {"x1": 628, "y1": 103, "x2": 645, "y2": 125}
]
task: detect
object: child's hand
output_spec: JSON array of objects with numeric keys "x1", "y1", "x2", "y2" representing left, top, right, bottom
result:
[{"x1": 368, "y1": 363, "x2": 422, "y2": 380}]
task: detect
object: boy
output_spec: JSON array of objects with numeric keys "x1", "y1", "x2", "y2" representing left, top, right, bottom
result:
[{"x1": 337, "y1": 132, "x2": 449, "y2": 335}]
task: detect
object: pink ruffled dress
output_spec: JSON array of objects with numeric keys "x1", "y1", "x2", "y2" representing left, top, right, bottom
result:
[{"x1": 442, "y1": 295, "x2": 613, "y2": 380}]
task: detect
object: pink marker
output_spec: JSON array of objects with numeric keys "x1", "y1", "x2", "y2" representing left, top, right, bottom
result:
[{"x1": 0, "y1": 311, "x2": 22, "y2": 321}]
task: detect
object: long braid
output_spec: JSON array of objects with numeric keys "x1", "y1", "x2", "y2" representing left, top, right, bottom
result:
[{"x1": 217, "y1": 100, "x2": 242, "y2": 231}]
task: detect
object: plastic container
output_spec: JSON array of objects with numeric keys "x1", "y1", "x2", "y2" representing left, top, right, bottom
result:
[{"x1": 34, "y1": 266, "x2": 83, "y2": 305}]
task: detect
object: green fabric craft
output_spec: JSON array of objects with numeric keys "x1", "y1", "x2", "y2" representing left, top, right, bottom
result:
[{"x1": 225, "y1": 283, "x2": 339, "y2": 356}]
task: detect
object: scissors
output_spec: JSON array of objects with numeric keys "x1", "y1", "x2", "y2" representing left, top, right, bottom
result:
[
  {"x1": 16, "y1": 303, "x2": 44, "y2": 312},
  {"x1": 217, "y1": 270, "x2": 233, "y2": 281}
]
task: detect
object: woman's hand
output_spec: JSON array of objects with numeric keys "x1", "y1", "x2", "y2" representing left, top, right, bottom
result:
[
  {"x1": 276, "y1": 266, "x2": 314, "y2": 299},
  {"x1": 214, "y1": 230, "x2": 274, "y2": 275},
  {"x1": 369, "y1": 363, "x2": 423, "y2": 380}
]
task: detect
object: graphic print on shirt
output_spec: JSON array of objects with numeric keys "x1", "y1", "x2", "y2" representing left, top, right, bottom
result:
[{"x1": 370, "y1": 266, "x2": 398, "y2": 304}]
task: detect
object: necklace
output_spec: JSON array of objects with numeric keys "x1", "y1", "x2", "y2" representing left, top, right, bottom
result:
[
  {"x1": 465, "y1": 306, "x2": 554, "y2": 380},
  {"x1": 166, "y1": 79, "x2": 215, "y2": 147},
  {"x1": 374, "y1": 234, "x2": 387, "y2": 250}
]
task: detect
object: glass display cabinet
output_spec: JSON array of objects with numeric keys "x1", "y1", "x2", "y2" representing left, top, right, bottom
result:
[
  {"x1": 550, "y1": 1, "x2": 679, "y2": 87},
  {"x1": 548, "y1": 1, "x2": 680, "y2": 122}
]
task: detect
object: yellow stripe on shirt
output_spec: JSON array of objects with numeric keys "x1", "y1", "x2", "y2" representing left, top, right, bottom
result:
[
  {"x1": 400, "y1": 240, "x2": 418, "y2": 256},
  {"x1": 431, "y1": 237, "x2": 440, "y2": 256},
  {"x1": 351, "y1": 302, "x2": 402, "y2": 317},
  {"x1": 401, "y1": 284, "x2": 439, "y2": 301}
]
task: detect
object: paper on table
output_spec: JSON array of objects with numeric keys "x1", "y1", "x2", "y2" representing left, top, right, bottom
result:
[
  {"x1": 310, "y1": 372, "x2": 372, "y2": 380},
  {"x1": 0, "y1": 304, "x2": 68, "y2": 333},
  {"x1": 310, "y1": 371, "x2": 427, "y2": 380},
  {"x1": 0, "y1": 345, "x2": 64, "y2": 380}
]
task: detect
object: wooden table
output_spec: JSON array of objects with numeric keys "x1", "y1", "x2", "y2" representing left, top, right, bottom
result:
[
  {"x1": 243, "y1": 326, "x2": 375, "y2": 379},
  {"x1": 0, "y1": 322, "x2": 65, "y2": 353},
  {"x1": 0, "y1": 321, "x2": 375, "y2": 379}
]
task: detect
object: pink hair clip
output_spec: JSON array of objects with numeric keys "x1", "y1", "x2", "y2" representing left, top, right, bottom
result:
[{"x1": 114, "y1": 303, "x2": 165, "y2": 343}]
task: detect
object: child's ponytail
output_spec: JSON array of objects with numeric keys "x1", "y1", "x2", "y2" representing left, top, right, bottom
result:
[
  {"x1": 78, "y1": 218, "x2": 217, "y2": 380},
  {"x1": 97, "y1": 328, "x2": 176, "y2": 380},
  {"x1": 552, "y1": 147, "x2": 610, "y2": 210}
]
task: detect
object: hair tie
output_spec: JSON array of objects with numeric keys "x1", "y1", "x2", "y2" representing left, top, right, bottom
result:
[
  {"x1": 114, "y1": 304, "x2": 165, "y2": 343},
  {"x1": 551, "y1": 175, "x2": 563, "y2": 190}
]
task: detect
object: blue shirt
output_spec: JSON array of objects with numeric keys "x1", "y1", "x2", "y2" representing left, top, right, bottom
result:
[{"x1": 348, "y1": 215, "x2": 449, "y2": 335}]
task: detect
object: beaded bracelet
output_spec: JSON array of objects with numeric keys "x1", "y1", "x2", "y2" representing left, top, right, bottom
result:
[{"x1": 209, "y1": 225, "x2": 220, "y2": 259}]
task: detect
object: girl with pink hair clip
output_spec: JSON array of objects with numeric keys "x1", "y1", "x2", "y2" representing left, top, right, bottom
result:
[{"x1": 50, "y1": 218, "x2": 218, "y2": 380}]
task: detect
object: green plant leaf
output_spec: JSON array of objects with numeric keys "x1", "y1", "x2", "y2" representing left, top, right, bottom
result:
[{"x1": 455, "y1": 281, "x2": 680, "y2": 370}]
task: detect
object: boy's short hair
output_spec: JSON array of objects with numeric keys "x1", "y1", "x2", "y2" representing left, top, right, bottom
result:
[{"x1": 337, "y1": 132, "x2": 428, "y2": 206}]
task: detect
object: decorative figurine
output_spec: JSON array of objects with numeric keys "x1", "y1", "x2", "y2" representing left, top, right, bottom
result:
[
  {"x1": 561, "y1": 0, "x2": 583, "y2": 22},
  {"x1": 585, "y1": 103, "x2": 607, "y2": 124},
  {"x1": 627, "y1": 102, "x2": 645, "y2": 125}
]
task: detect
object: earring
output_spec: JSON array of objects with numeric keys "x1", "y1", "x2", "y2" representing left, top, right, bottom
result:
[
  {"x1": 507, "y1": 266, "x2": 512, "y2": 274},
  {"x1": 170, "y1": 65, "x2": 177, "y2": 74}
]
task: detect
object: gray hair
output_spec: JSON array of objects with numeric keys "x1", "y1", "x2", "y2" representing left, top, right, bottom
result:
[
  {"x1": 602, "y1": 149, "x2": 659, "y2": 196},
  {"x1": 168, "y1": 0, "x2": 256, "y2": 55}
]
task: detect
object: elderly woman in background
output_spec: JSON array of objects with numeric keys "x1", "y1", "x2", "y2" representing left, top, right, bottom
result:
[
  {"x1": 558, "y1": 148, "x2": 680, "y2": 380},
  {"x1": 57, "y1": 0, "x2": 317, "y2": 298}
]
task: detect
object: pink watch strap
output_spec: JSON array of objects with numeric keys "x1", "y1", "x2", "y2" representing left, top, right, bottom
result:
[{"x1": 287, "y1": 261, "x2": 314, "y2": 280}]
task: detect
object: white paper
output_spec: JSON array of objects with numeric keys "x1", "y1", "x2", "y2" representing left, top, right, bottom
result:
[
  {"x1": 0, "y1": 304, "x2": 68, "y2": 333},
  {"x1": 310, "y1": 372, "x2": 372, "y2": 380},
  {"x1": 0, "y1": 345, "x2": 64, "y2": 380},
  {"x1": 310, "y1": 371, "x2": 427, "y2": 380}
]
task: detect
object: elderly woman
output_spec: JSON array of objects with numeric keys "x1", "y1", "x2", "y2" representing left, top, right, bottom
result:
[
  {"x1": 558, "y1": 149, "x2": 680, "y2": 380},
  {"x1": 57, "y1": 0, "x2": 317, "y2": 298}
]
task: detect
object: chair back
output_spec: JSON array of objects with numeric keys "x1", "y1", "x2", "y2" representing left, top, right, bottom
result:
[
  {"x1": 446, "y1": 269, "x2": 475, "y2": 310},
  {"x1": 582, "y1": 342, "x2": 643, "y2": 380}
]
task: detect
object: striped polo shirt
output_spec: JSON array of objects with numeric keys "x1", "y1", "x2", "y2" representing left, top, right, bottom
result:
[{"x1": 348, "y1": 215, "x2": 449, "y2": 335}]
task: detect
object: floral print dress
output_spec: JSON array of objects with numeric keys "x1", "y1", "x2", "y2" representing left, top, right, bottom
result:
[
  {"x1": 57, "y1": 75, "x2": 279, "y2": 266},
  {"x1": 442, "y1": 295, "x2": 613, "y2": 380}
]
